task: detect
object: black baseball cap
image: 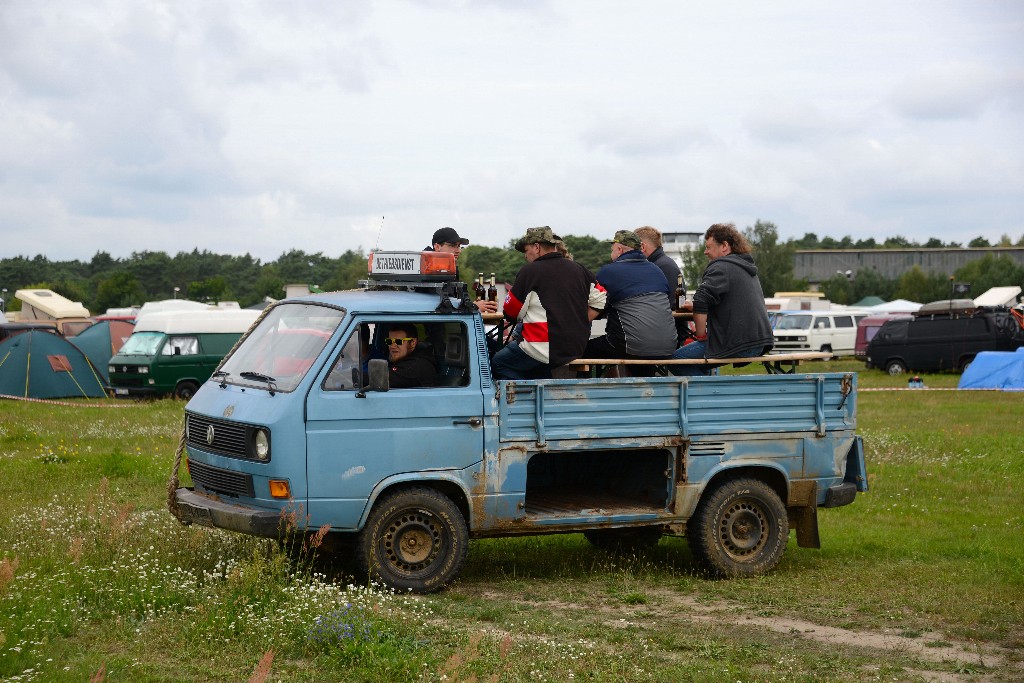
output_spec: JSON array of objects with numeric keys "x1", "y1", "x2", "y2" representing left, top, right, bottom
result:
[{"x1": 432, "y1": 227, "x2": 469, "y2": 246}]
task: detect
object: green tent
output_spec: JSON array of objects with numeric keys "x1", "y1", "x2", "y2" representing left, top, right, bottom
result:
[
  {"x1": 853, "y1": 296, "x2": 886, "y2": 307},
  {"x1": 0, "y1": 330, "x2": 107, "y2": 399}
]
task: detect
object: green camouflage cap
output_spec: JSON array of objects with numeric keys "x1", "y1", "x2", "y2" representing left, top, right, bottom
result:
[
  {"x1": 515, "y1": 226, "x2": 557, "y2": 252},
  {"x1": 611, "y1": 229, "x2": 641, "y2": 249}
]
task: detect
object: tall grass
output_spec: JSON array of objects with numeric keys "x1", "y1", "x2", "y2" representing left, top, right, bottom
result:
[{"x1": 1, "y1": 374, "x2": 1022, "y2": 681}]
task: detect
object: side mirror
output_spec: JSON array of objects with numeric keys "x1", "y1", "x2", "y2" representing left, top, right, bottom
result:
[{"x1": 356, "y1": 359, "x2": 390, "y2": 397}]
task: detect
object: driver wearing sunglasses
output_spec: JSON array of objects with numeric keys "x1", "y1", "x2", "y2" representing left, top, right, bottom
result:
[{"x1": 384, "y1": 325, "x2": 436, "y2": 388}]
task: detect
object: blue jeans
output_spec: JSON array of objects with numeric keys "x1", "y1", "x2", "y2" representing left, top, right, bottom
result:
[
  {"x1": 491, "y1": 341, "x2": 549, "y2": 380},
  {"x1": 670, "y1": 340, "x2": 710, "y2": 376},
  {"x1": 670, "y1": 342, "x2": 766, "y2": 376}
]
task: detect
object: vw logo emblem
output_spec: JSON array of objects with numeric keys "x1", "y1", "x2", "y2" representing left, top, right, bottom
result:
[{"x1": 206, "y1": 425, "x2": 215, "y2": 445}]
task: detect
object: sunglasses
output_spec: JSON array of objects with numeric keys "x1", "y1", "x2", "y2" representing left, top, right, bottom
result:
[{"x1": 384, "y1": 337, "x2": 416, "y2": 346}]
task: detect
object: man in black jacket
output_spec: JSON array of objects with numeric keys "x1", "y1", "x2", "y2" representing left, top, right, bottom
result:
[
  {"x1": 385, "y1": 325, "x2": 436, "y2": 388},
  {"x1": 635, "y1": 226, "x2": 684, "y2": 308}
]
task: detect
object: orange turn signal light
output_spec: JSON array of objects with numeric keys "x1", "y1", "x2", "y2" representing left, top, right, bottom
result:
[{"x1": 268, "y1": 479, "x2": 291, "y2": 499}]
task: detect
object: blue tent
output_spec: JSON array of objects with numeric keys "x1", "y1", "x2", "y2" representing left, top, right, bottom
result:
[
  {"x1": 958, "y1": 348, "x2": 1024, "y2": 390},
  {"x1": 69, "y1": 319, "x2": 135, "y2": 386},
  {"x1": 0, "y1": 330, "x2": 107, "y2": 399}
]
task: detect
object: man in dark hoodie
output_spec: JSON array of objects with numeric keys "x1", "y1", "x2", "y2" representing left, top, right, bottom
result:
[{"x1": 671, "y1": 223, "x2": 773, "y2": 376}]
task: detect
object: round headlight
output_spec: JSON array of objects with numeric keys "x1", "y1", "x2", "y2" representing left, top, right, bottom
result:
[{"x1": 254, "y1": 429, "x2": 270, "y2": 461}]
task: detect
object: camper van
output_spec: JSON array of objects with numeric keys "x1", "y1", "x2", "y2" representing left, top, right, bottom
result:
[
  {"x1": 109, "y1": 309, "x2": 260, "y2": 399},
  {"x1": 772, "y1": 311, "x2": 869, "y2": 357},
  {"x1": 856, "y1": 313, "x2": 914, "y2": 364},
  {"x1": 14, "y1": 289, "x2": 93, "y2": 337},
  {"x1": 866, "y1": 303, "x2": 1024, "y2": 375}
]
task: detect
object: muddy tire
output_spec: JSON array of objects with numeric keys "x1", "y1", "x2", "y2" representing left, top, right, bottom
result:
[
  {"x1": 174, "y1": 381, "x2": 199, "y2": 400},
  {"x1": 687, "y1": 478, "x2": 788, "y2": 578},
  {"x1": 584, "y1": 526, "x2": 663, "y2": 553},
  {"x1": 356, "y1": 487, "x2": 468, "y2": 594}
]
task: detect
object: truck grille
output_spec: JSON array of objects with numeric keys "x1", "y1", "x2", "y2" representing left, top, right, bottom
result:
[
  {"x1": 188, "y1": 460, "x2": 255, "y2": 498},
  {"x1": 186, "y1": 413, "x2": 249, "y2": 458}
]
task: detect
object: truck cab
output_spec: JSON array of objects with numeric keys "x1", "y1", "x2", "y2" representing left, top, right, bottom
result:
[{"x1": 172, "y1": 252, "x2": 867, "y2": 593}]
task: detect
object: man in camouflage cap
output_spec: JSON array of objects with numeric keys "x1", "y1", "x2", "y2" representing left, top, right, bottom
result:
[
  {"x1": 585, "y1": 229, "x2": 678, "y2": 373},
  {"x1": 491, "y1": 226, "x2": 606, "y2": 379}
]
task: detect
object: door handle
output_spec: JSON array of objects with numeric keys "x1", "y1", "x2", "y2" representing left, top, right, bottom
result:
[{"x1": 453, "y1": 418, "x2": 482, "y2": 427}]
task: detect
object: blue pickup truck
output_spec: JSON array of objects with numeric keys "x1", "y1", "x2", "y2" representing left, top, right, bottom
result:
[{"x1": 170, "y1": 251, "x2": 867, "y2": 593}]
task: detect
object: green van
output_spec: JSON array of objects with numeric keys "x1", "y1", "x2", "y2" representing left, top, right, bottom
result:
[{"x1": 109, "y1": 309, "x2": 261, "y2": 399}]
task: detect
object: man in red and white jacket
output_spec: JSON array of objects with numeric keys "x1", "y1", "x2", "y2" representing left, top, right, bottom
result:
[{"x1": 491, "y1": 227, "x2": 606, "y2": 380}]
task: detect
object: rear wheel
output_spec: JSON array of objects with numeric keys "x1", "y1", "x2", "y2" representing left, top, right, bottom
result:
[
  {"x1": 687, "y1": 478, "x2": 788, "y2": 577},
  {"x1": 885, "y1": 360, "x2": 907, "y2": 376},
  {"x1": 174, "y1": 381, "x2": 199, "y2": 400},
  {"x1": 584, "y1": 526, "x2": 663, "y2": 553},
  {"x1": 356, "y1": 487, "x2": 468, "y2": 593}
]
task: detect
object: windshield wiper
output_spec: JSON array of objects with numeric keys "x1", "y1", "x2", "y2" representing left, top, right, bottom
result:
[{"x1": 239, "y1": 371, "x2": 278, "y2": 396}]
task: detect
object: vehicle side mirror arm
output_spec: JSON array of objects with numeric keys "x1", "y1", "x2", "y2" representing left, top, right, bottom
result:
[{"x1": 356, "y1": 358, "x2": 390, "y2": 398}]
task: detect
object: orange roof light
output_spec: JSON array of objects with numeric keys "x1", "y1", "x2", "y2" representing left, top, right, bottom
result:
[{"x1": 367, "y1": 251, "x2": 457, "y2": 281}]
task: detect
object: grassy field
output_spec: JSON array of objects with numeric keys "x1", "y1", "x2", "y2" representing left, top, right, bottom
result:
[{"x1": 0, "y1": 361, "x2": 1021, "y2": 682}]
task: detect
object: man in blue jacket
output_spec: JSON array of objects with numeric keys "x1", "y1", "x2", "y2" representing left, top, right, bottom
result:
[{"x1": 585, "y1": 230, "x2": 677, "y2": 373}]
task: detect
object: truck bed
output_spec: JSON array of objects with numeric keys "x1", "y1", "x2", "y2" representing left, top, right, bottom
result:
[{"x1": 498, "y1": 373, "x2": 856, "y2": 445}]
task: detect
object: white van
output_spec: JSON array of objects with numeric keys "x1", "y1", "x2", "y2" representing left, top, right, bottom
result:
[{"x1": 772, "y1": 311, "x2": 868, "y2": 357}]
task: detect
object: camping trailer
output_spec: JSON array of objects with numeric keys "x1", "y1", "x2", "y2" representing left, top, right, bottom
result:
[
  {"x1": 14, "y1": 289, "x2": 93, "y2": 337},
  {"x1": 109, "y1": 309, "x2": 260, "y2": 399}
]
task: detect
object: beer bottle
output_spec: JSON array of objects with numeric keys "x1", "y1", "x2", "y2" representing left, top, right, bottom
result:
[
  {"x1": 487, "y1": 273, "x2": 498, "y2": 302},
  {"x1": 475, "y1": 273, "x2": 485, "y2": 300},
  {"x1": 675, "y1": 273, "x2": 686, "y2": 310}
]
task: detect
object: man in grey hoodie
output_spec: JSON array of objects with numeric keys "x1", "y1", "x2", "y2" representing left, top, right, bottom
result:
[{"x1": 671, "y1": 223, "x2": 773, "y2": 376}]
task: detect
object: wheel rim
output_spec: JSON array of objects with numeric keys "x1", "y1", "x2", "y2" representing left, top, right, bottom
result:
[
  {"x1": 381, "y1": 511, "x2": 442, "y2": 575},
  {"x1": 719, "y1": 500, "x2": 768, "y2": 560}
]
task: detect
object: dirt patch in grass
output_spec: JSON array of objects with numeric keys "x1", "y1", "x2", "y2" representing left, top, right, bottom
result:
[{"x1": 466, "y1": 586, "x2": 1021, "y2": 682}]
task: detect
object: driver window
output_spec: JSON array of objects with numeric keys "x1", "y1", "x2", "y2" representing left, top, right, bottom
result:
[{"x1": 163, "y1": 335, "x2": 199, "y2": 356}]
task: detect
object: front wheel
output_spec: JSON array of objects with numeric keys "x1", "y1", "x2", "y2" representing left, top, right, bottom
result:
[
  {"x1": 885, "y1": 360, "x2": 907, "y2": 376},
  {"x1": 356, "y1": 487, "x2": 468, "y2": 593},
  {"x1": 174, "y1": 381, "x2": 199, "y2": 400},
  {"x1": 686, "y1": 478, "x2": 788, "y2": 578}
]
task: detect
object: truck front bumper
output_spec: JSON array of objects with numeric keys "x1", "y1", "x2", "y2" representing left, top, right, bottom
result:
[{"x1": 173, "y1": 488, "x2": 282, "y2": 538}]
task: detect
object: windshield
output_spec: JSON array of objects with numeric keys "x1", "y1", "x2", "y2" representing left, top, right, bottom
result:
[
  {"x1": 775, "y1": 315, "x2": 811, "y2": 330},
  {"x1": 119, "y1": 332, "x2": 165, "y2": 356},
  {"x1": 218, "y1": 303, "x2": 345, "y2": 393}
]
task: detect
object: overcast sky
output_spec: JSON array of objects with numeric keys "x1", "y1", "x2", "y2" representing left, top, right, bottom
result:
[{"x1": 2, "y1": 0, "x2": 1023, "y2": 263}]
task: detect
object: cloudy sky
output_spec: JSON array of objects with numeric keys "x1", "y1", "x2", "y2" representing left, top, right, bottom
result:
[{"x1": 2, "y1": 0, "x2": 1023, "y2": 262}]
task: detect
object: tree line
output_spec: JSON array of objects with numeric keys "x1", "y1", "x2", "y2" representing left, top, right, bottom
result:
[{"x1": 2, "y1": 225, "x2": 1023, "y2": 315}]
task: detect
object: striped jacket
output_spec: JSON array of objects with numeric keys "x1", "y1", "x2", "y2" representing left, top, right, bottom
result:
[{"x1": 503, "y1": 253, "x2": 607, "y2": 366}]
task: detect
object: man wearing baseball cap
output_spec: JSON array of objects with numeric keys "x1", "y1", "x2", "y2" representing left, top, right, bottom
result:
[
  {"x1": 424, "y1": 227, "x2": 496, "y2": 313},
  {"x1": 584, "y1": 229, "x2": 677, "y2": 374},
  {"x1": 490, "y1": 227, "x2": 606, "y2": 379}
]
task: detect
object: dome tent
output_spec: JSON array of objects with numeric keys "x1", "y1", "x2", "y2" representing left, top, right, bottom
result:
[
  {"x1": 69, "y1": 319, "x2": 135, "y2": 386},
  {"x1": 0, "y1": 330, "x2": 107, "y2": 399}
]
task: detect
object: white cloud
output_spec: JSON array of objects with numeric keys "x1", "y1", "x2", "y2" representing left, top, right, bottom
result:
[{"x1": 1, "y1": 0, "x2": 1022, "y2": 262}]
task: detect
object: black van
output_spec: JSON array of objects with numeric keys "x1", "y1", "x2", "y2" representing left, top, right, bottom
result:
[{"x1": 865, "y1": 303, "x2": 1024, "y2": 375}]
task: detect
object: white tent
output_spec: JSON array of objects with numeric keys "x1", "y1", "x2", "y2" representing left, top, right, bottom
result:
[{"x1": 867, "y1": 299, "x2": 922, "y2": 314}]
